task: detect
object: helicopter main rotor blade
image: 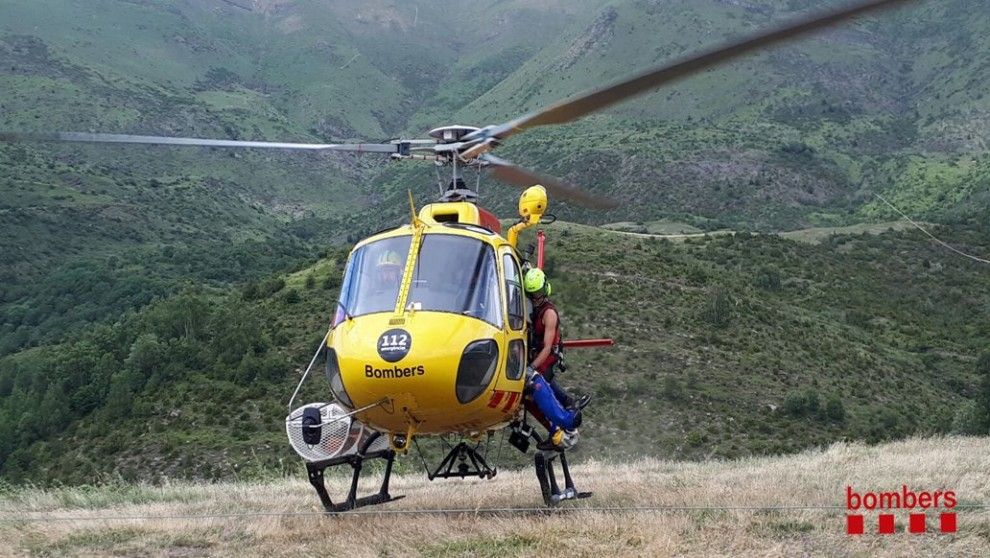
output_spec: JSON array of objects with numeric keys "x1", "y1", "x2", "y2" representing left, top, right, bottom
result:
[
  {"x1": 470, "y1": 0, "x2": 912, "y2": 141},
  {"x1": 480, "y1": 154, "x2": 618, "y2": 209},
  {"x1": 0, "y1": 131, "x2": 403, "y2": 153}
]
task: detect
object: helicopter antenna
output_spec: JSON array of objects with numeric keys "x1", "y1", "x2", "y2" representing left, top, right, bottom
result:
[{"x1": 407, "y1": 189, "x2": 422, "y2": 227}]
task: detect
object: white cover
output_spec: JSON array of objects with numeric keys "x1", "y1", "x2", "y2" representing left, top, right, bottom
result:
[{"x1": 285, "y1": 402, "x2": 388, "y2": 462}]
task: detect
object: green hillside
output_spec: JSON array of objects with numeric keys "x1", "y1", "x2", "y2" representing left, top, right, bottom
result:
[
  {"x1": 446, "y1": 0, "x2": 990, "y2": 227},
  {"x1": 1, "y1": 0, "x2": 989, "y2": 484},
  {"x1": 0, "y1": 0, "x2": 614, "y2": 353},
  {"x1": 1, "y1": 223, "x2": 988, "y2": 483}
]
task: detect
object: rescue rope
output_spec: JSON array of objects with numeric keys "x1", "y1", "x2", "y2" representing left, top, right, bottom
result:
[
  {"x1": 286, "y1": 330, "x2": 331, "y2": 413},
  {"x1": 874, "y1": 193, "x2": 990, "y2": 265}
]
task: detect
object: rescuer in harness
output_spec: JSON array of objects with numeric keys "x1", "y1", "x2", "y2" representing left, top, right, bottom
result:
[{"x1": 523, "y1": 268, "x2": 591, "y2": 450}]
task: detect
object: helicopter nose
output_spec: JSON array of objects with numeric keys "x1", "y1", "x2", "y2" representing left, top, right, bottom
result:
[{"x1": 328, "y1": 312, "x2": 507, "y2": 429}]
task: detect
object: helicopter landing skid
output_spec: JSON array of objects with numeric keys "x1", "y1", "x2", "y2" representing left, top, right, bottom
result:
[
  {"x1": 532, "y1": 436, "x2": 592, "y2": 507},
  {"x1": 305, "y1": 432, "x2": 405, "y2": 513}
]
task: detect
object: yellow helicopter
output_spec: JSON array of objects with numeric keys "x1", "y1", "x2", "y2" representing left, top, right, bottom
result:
[
  {"x1": 284, "y1": 177, "x2": 608, "y2": 511},
  {"x1": 1, "y1": 0, "x2": 913, "y2": 510}
]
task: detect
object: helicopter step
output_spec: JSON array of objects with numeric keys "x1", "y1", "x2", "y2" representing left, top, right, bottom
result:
[
  {"x1": 286, "y1": 403, "x2": 403, "y2": 512},
  {"x1": 423, "y1": 441, "x2": 497, "y2": 481}
]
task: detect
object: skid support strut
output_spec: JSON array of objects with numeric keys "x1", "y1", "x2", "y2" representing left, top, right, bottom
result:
[
  {"x1": 531, "y1": 434, "x2": 592, "y2": 507},
  {"x1": 305, "y1": 432, "x2": 405, "y2": 512}
]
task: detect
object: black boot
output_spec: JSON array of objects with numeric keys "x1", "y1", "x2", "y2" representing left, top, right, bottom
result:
[{"x1": 569, "y1": 394, "x2": 591, "y2": 411}]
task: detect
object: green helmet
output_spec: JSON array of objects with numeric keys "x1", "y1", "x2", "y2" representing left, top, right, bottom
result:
[{"x1": 524, "y1": 268, "x2": 552, "y2": 296}]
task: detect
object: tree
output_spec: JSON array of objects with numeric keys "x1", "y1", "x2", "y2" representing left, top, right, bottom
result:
[
  {"x1": 126, "y1": 333, "x2": 164, "y2": 377},
  {"x1": 104, "y1": 371, "x2": 138, "y2": 420}
]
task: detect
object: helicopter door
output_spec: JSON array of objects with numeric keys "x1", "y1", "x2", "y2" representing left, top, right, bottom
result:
[
  {"x1": 502, "y1": 252, "x2": 525, "y2": 331},
  {"x1": 501, "y1": 250, "x2": 526, "y2": 381}
]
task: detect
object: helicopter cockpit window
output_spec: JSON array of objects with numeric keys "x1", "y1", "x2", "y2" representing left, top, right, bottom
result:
[
  {"x1": 336, "y1": 236, "x2": 411, "y2": 320},
  {"x1": 408, "y1": 234, "x2": 502, "y2": 328}
]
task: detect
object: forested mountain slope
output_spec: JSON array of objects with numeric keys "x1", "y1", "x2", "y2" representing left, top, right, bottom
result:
[
  {"x1": 1, "y1": 0, "x2": 988, "y2": 482},
  {"x1": 2, "y1": 224, "x2": 988, "y2": 483}
]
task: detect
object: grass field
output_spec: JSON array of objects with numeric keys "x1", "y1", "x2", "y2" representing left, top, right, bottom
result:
[{"x1": 2, "y1": 436, "x2": 987, "y2": 557}]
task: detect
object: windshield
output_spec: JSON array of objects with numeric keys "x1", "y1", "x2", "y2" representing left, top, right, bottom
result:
[
  {"x1": 408, "y1": 234, "x2": 502, "y2": 328},
  {"x1": 336, "y1": 236, "x2": 411, "y2": 322}
]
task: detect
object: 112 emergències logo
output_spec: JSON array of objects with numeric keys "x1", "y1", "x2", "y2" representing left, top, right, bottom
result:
[{"x1": 846, "y1": 485, "x2": 958, "y2": 535}]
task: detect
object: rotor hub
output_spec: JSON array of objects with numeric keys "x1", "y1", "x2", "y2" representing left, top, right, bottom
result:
[{"x1": 428, "y1": 125, "x2": 480, "y2": 143}]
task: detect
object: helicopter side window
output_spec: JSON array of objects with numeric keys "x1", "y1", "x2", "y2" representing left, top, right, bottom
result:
[
  {"x1": 336, "y1": 236, "x2": 411, "y2": 321},
  {"x1": 408, "y1": 234, "x2": 502, "y2": 328},
  {"x1": 502, "y1": 253, "x2": 524, "y2": 330}
]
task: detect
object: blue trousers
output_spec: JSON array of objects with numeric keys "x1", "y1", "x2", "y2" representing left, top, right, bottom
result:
[
  {"x1": 529, "y1": 373, "x2": 580, "y2": 431},
  {"x1": 548, "y1": 377, "x2": 573, "y2": 408}
]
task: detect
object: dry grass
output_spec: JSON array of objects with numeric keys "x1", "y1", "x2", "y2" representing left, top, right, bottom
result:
[{"x1": 1, "y1": 437, "x2": 988, "y2": 557}]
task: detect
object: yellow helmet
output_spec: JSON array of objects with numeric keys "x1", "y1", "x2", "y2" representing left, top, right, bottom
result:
[
  {"x1": 524, "y1": 268, "x2": 552, "y2": 296},
  {"x1": 378, "y1": 250, "x2": 402, "y2": 267}
]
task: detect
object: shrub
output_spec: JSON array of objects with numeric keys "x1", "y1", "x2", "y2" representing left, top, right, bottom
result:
[
  {"x1": 686, "y1": 431, "x2": 705, "y2": 447},
  {"x1": 951, "y1": 401, "x2": 985, "y2": 435},
  {"x1": 783, "y1": 392, "x2": 806, "y2": 416},
  {"x1": 971, "y1": 351, "x2": 990, "y2": 432},
  {"x1": 824, "y1": 395, "x2": 846, "y2": 422},
  {"x1": 686, "y1": 265, "x2": 707, "y2": 285},
  {"x1": 282, "y1": 289, "x2": 301, "y2": 304},
  {"x1": 661, "y1": 376, "x2": 684, "y2": 401},
  {"x1": 323, "y1": 275, "x2": 340, "y2": 290},
  {"x1": 702, "y1": 288, "x2": 732, "y2": 328},
  {"x1": 260, "y1": 277, "x2": 285, "y2": 297},
  {"x1": 845, "y1": 309, "x2": 869, "y2": 328},
  {"x1": 783, "y1": 389, "x2": 822, "y2": 418},
  {"x1": 754, "y1": 266, "x2": 782, "y2": 291},
  {"x1": 241, "y1": 281, "x2": 260, "y2": 301}
]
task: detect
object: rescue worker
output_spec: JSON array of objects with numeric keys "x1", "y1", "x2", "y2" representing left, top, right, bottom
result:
[
  {"x1": 376, "y1": 250, "x2": 403, "y2": 290},
  {"x1": 526, "y1": 268, "x2": 591, "y2": 409},
  {"x1": 523, "y1": 268, "x2": 590, "y2": 450},
  {"x1": 363, "y1": 249, "x2": 403, "y2": 314}
]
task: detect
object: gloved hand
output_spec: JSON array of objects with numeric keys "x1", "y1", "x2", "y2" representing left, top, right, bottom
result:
[{"x1": 525, "y1": 366, "x2": 537, "y2": 382}]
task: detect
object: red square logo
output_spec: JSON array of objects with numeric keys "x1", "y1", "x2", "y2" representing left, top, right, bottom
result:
[
  {"x1": 847, "y1": 515, "x2": 864, "y2": 535},
  {"x1": 909, "y1": 513, "x2": 926, "y2": 534},
  {"x1": 878, "y1": 514, "x2": 896, "y2": 534},
  {"x1": 940, "y1": 513, "x2": 957, "y2": 534}
]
